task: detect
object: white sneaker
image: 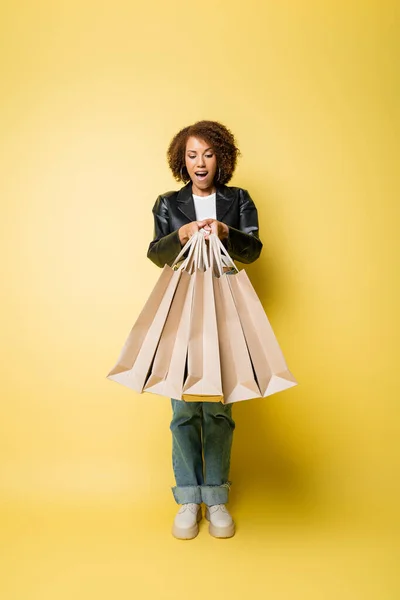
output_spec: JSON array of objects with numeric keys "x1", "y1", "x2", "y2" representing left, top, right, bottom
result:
[
  {"x1": 172, "y1": 503, "x2": 202, "y2": 539},
  {"x1": 205, "y1": 504, "x2": 235, "y2": 538}
]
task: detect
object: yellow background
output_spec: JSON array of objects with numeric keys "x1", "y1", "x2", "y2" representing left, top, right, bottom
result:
[{"x1": 1, "y1": 1, "x2": 398, "y2": 598}]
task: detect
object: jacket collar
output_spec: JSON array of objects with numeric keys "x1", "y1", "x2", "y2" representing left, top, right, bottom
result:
[{"x1": 176, "y1": 182, "x2": 235, "y2": 223}]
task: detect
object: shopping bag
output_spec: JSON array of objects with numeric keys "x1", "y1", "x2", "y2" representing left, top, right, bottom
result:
[
  {"x1": 106, "y1": 234, "x2": 199, "y2": 393},
  {"x1": 209, "y1": 235, "x2": 261, "y2": 404},
  {"x1": 143, "y1": 231, "x2": 209, "y2": 399},
  {"x1": 143, "y1": 270, "x2": 194, "y2": 399},
  {"x1": 181, "y1": 234, "x2": 223, "y2": 402},
  {"x1": 225, "y1": 254, "x2": 298, "y2": 397}
]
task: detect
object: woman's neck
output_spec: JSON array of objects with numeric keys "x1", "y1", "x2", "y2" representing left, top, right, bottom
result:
[{"x1": 191, "y1": 182, "x2": 216, "y2": 197}]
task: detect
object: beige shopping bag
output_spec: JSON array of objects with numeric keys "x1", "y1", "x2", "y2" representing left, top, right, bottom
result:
[
  {"x1": 143, "y1": 232, "x2": 209, "y2": 399},
  {"x1": 209, "y1": 235, "x2": 261, "y2": 404},
  {"x1": 227, "y1": 267, "x2": 298, "y2": 397},
  {"x1": 181, "y1": 234, "x2": 223, "y2": 402},
  {"x1": 106, "y1": 234, "x2": 199, "y2": 394},
  {"x1": 143, "y1": 270, "x2": 194, "y2": 399},
  {"x1": 106, "y1": 266, "x2": 181, "y2": 392}
]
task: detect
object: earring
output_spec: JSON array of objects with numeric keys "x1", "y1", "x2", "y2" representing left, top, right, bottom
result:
[
  {"x1": 217, "y1": 167, "x2": 221, "y2": 182},
  {"x1": 180, "y1": 166, "x2": 186, "y2": 181}
]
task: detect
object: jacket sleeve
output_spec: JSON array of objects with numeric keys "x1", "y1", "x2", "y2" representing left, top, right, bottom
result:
[
  {"x1": 224, "y1": 188, "x2": 263, "y2": 264},
  {"x1": 147, "y1": 195, "x2": 182, "y2": 268}
]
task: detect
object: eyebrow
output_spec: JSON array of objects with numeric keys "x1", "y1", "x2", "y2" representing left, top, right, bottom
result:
[{"x1": 187, "y1": 147, "x2": 213, "y2": 153}]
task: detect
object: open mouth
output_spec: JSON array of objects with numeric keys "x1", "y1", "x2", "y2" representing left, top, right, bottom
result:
[{"x1": 195, "y1": 171, "x2": 208, "y2": 180}]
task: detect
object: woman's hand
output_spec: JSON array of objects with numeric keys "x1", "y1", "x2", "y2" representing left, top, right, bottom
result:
[
  {"x1": 202, "y1": 219, "x2": 229, "y2": 241},
  {"x1": 178, "y1": 220, "x2": 209, "y2": 245}
]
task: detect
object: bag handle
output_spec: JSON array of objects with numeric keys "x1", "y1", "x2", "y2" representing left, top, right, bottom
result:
[
  {"x1": 213, "y1": 234, "x2": 238, "y2": 272},
  {"x1": 171, "y1": 230, "x2": 223, "y2": 273},
  {"x1": 190, "y1": 232, "x2": 202, "y2": 273},
  {"x1": 183, "y1": 230, "x2": 207, "y2": 273},
  {"x1": 208, "y1": 233, "x2": 238, "y2": 274},
  {"x1": 171, "y1": 230, "x2": 207, "y2": 272},
  {"x1": 208, "y1": 234, "x2": 224, "y2": 276},
  {"x1": 171, "y1": 231, "x2": 198, "y2": 269},
  {"x1": 199, "y1": 230, "x2": 210, "y2": 271},
  {"x1": 185, "y1": 230, "x2": 210, "y2": 273}
]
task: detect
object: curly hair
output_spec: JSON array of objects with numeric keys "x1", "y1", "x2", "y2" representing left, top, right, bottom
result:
[{"x1": 167, "y1": 120, "x2": 240, "y2": 185}]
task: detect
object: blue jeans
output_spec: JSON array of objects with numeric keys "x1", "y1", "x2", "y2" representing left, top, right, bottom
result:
[{"x1": 170, "y1": 399, "x2": 235, "y2": 506}]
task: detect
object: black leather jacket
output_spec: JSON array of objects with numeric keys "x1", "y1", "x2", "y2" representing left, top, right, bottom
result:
[{"x1": 147, "y1": 182, "x2": 263, "y2": 268}]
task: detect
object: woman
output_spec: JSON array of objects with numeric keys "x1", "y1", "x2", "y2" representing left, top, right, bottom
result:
[{"x1": 147, "y1": 120, "x2": 263, "y2": 539}]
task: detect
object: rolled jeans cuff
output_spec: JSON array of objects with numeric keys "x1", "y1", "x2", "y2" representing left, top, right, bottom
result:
[
  {"x1": 201, "y1": 482, "x2": 231, "y2": 506},
  {"x1": 172, "y1": 482, "x2": 232, "y2": 505},
  {"x1": 172, "y1": 485, "x2": 202, "y2": 505}
]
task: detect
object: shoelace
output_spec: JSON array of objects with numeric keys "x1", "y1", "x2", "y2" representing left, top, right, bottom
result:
[
  {"x1": 179, "y1": 503, "x2": 199, "y2": 514},
  {"x1": 209, "y1": 504, "x2": 228, "y2": 514}
]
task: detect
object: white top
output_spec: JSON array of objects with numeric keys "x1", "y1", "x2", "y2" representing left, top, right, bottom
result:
[{"x1": 192, "y1": 192, "x2": 217, "y2": 221}]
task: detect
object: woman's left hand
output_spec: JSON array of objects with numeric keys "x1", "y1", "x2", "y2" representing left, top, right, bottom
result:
[{"x1": 202, "y1": 219, "x2": 229, "y2": 241}]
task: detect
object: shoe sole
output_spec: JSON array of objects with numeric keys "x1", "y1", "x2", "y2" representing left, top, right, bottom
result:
[
  {"x1": 172, "y1": 510, "x2": 202, "y2": 540},
  {"x1": 206, "y1": 512, "x2": 235, "y2": 538}
]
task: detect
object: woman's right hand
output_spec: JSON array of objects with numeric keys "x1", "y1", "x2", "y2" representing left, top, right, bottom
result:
[{"x1": 178, "y1": 221, "x2": 210, "y2": 245}]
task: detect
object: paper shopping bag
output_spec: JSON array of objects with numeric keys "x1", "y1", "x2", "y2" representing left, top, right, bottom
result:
[
  {"x1": 213, "y1": 273, "x2": 262, "y2": 404},
  {"x1": 227, "y1": 269, "x2": 298, "y2": 397},
  {"x1": 106, "y1": 266, "x2": 182, "y2": 392},
  {"x1": 181, "y1": 266, "x2": 223, "y2": 402},
  {"x1": 143, "y1": 270, "x2": 195, "y2": 399}
]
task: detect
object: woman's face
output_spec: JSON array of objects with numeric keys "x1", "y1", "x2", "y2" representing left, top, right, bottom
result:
[{"x1": 185, "y1": 136, "x2": 217, "y2": 195}]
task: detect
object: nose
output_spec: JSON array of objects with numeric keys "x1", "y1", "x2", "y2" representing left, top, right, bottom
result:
[{"x1": 196, "y1": 155, "x2": 205, "y2": 167}]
